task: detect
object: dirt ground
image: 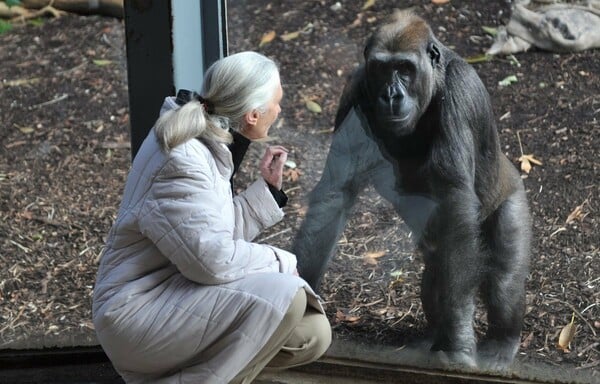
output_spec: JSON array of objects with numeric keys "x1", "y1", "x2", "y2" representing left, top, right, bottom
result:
[{"x1": 0, "y1": 0, "x2": 598, "y2": 377}]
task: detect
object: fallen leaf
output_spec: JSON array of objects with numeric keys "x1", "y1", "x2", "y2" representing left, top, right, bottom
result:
[
  {"x1": 93, "y1": 59, "x2": 113, "y2": 66},
  {"x1": 280, "y1": 31, "x2": 300, "y2": 41},
  {"x1": 390, "y1": 270, "x2": 403, "y2": 278},
  {"x1": 432, "y1": 0, "x2": 450, "y2": 4},
  {"x1": 482, "y1": 25, "x2": 498, "y2": 37},
  {"x1": 566, "y1": 202, "x2": 587, "y2": 224},
  {"x1": 363, "y1": 250, "x2": 386, "y2": 265},
  {"x1": 388, "y1": 277, "x2": 404, "y2": 290},
  {"x1": 465, "y1": 54, "x2": 492, "y2": 64},
  {"x1": 20, "y1": 211, "x2": 33, "y2": 220},
  {"x1": 526, "y1": 155, "x2": 542, "y2": 165},
  {"x1": 300, "y1": 22, "x2": 315, "y2": 35},
  {"x1": 557, "y1": 313, "x2": 577, "y2": 352},
  {"x1": 18, "y1": 126, "x2": 34, "y2": 134},
  {"x1": 521, "y1": 331, "x2": 534, "y2": 349},
  {"x1": 305, "y1": 99, "x2": 322, "y2": 113},
  {"x1": 5, "y1": 140, "x2": 26, "y2": 148},
  {"x1": 362, "y1": 0, "x2": 376, "y2": 10},
  {"x1": 100, "y1": 141, "x2": 131, "y2": 149},
  {"x1": 374, "y1": 307, "x2": 389, "y2": 316},
  {"x1": 515, "y1": 131, "x2": 541, "y2": 174},
  {"x1": 366, "y1": 251, "x2": 386, "y2": 259},
  {"x1": 520, "y1": 156, "x2": 531, "y2": 173},
  {"x1": 4, "y1": 77, "x2": 40, "y2": 87},
  {"x1": 350, "y1": 13, "x2": 364, "y2": 28},
  {"x1": 335, "y1": 309, "x2": 361, "y2": 324},
  {"x1": 518, "y1": 154, "x2": 542, "y2": 174},
  {"x1": 525, "y1": 155, "x2": 542, "y2": 165},
  {"x1": 259, "y1": 30, "x2": 276, "y2": 47},
  {"x1": 283, "y1": 168, "x2": 302, "y2": 182},
  {"x1": 499, "y1": 75, "x2": 518, "y2": 87}
]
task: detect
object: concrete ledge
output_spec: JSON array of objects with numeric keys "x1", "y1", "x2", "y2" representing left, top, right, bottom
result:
[{"x1": 0, "y1": 339, "x2": 596, "y2": 384}]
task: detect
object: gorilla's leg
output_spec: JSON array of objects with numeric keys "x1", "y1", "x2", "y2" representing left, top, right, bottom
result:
[
  {"x1": 420, "y1": 260, "x2": 441, "y2": 332},
  {"x1": 420, "y1": 189, "x2": 483, "y2": 369},
  {"x1": 424, "y1": 254, "x2": 479, "y2": 369},
  {"x1": 478, "y1": 188, "x2": 531, "y2": 370}
]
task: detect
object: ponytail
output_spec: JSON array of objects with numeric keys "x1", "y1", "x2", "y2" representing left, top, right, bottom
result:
[
  {"x1": 155, "y1": 51, "x2": 280, "y2": 152},
  {"x1": 154, "y1": 100, "x2": 232, "y2": 152}
]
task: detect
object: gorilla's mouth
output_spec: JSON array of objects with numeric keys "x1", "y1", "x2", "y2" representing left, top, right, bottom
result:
[
  {"x1": 380, "y1": 110, "x2": 414, "y2": 127},
  {"x1": 376, "y1": 99, "x2": 415, "y2": 124},
  {"x1": 385, "y1": 115, "x2": 411, "y2": 123}
]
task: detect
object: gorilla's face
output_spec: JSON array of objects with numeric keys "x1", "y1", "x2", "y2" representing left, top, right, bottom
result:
[{"x1": 364, "y1": 22, "x2": 441, "y2": 136}]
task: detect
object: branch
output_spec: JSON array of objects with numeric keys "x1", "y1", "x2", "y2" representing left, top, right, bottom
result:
[{"x1": 1, "y1": 0, "x2": 123, "y2": 19}]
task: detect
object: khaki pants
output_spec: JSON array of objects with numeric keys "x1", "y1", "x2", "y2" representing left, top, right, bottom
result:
[{"x1": 230, "y1": 288, "x2": 331, "y2": 384}]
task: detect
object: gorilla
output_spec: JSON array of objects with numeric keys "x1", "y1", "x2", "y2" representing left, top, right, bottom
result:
[{"x1": 293, "y1": 10, "x2": 531, "y2": 370}]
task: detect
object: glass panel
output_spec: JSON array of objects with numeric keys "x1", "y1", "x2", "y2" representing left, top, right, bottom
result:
[
  {"x1": 1, "y1": 14, "x2": 129, "y2": 350},
  {"x1": 1, "y1": 2, "x2": 597, "y2": 383},
  {"x1": 227, "y1": 0, "x2": 599, "y2": 381}
]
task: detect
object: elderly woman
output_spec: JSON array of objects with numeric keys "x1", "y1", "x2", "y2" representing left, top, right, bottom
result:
[{"x1": 92, "y1": 51, "x2": 331, "y2": 384}]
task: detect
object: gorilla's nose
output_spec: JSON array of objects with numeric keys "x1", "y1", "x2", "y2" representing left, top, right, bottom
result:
[
  {"x1": 381, "y1": 82, "x2": 406, "y2": 115},
  {"x1": 382, "y1": 82, "x2": 405, "y2": 103}
]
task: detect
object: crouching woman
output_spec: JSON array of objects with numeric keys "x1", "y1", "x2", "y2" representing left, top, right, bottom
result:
[{"x1": 92, "y1": 51, "x2": 331, "y2": 384}]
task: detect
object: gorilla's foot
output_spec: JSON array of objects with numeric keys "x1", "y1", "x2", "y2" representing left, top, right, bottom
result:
[
  {"x1": 429, "y1": 349, "x2": 478, "y2": 371},
  {"x1": 477, "y1": 337, "x2": 519, "y2": 372}
]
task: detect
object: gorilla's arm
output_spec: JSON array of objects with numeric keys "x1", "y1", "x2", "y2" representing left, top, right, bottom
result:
[{"x1": 293, "y1": 108, "x2": 375, "y2": 289}]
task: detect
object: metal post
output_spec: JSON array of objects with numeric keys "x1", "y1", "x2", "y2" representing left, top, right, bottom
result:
[
  {"x1": 200, "y1": 0, "x2": 228, "y2": 72},
  {"x1": 124, "y1": 0, "x2": 227, "y2": 159}
]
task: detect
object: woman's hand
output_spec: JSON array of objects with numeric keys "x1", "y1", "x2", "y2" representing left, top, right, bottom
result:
[{"x1": 259, "y1": 145, "x2": 288, "y2": 190}]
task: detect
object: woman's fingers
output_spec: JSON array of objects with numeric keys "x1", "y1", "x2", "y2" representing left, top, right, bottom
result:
[{"x1": 260, "y1": 146, "x2": 289, "y2": 189}]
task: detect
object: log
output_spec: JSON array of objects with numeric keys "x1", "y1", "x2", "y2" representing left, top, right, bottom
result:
[
  {"x1": 1, "y1": 2, "x2": 29, "y2": 18},
  {"x1": 21, "y1": 0, "x2": 123, "y2": 18}
]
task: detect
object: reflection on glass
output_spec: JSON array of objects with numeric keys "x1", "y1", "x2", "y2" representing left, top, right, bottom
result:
[{"x1": 228, "y1": 1, "x2": 598, "y2": 382}]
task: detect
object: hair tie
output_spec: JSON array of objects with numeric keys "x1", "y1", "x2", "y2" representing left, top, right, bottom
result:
[
  {"x1": 194, "y1": 93, "x2": 215, "y2": 115},
  {"x1": 175, "y1": 89, "x2": 215, "y2": 114}
]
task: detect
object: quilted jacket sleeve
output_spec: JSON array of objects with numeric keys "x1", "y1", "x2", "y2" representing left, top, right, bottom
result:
[
  {"x1": 232, "y1": 177, "x2": 285, "y2": 241},
  {"x1": 137, "y1": 146, "x2": 296, "y2": 285}
]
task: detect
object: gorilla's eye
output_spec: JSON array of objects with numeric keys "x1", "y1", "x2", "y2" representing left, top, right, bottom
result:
[{"x1": 428, "y1": 43, "x2": 440, "y2": 65}]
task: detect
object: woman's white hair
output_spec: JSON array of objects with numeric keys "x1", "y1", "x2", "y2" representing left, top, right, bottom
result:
[{"x1": 155, "y1": 51, "x2": 280, "y2": 152}]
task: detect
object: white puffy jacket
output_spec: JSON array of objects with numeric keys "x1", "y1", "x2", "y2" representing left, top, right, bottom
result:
[{"x1": 92, "y1": 96, "x2": 322, "y2": 384}]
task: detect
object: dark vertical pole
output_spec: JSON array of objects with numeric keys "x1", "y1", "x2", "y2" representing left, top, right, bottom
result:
[
  {"x1": 123, "y1": 0, "x2": 174, "y2": 159},
  {"x1": 200, "y1": 0, "x2": 229, "y2": 71},
  {"x1": 124, "y1": 0, "x2": 228, "y2": 159}
]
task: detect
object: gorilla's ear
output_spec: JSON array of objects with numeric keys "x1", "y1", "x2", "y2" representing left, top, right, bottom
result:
[{"x1": 428, "y1": 42, "x2": 441, "y2": 66}]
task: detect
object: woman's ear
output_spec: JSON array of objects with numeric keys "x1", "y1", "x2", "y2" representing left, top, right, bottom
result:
[{"x1": 244, "y1": 110, "x2": 260, "y2": 127}]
